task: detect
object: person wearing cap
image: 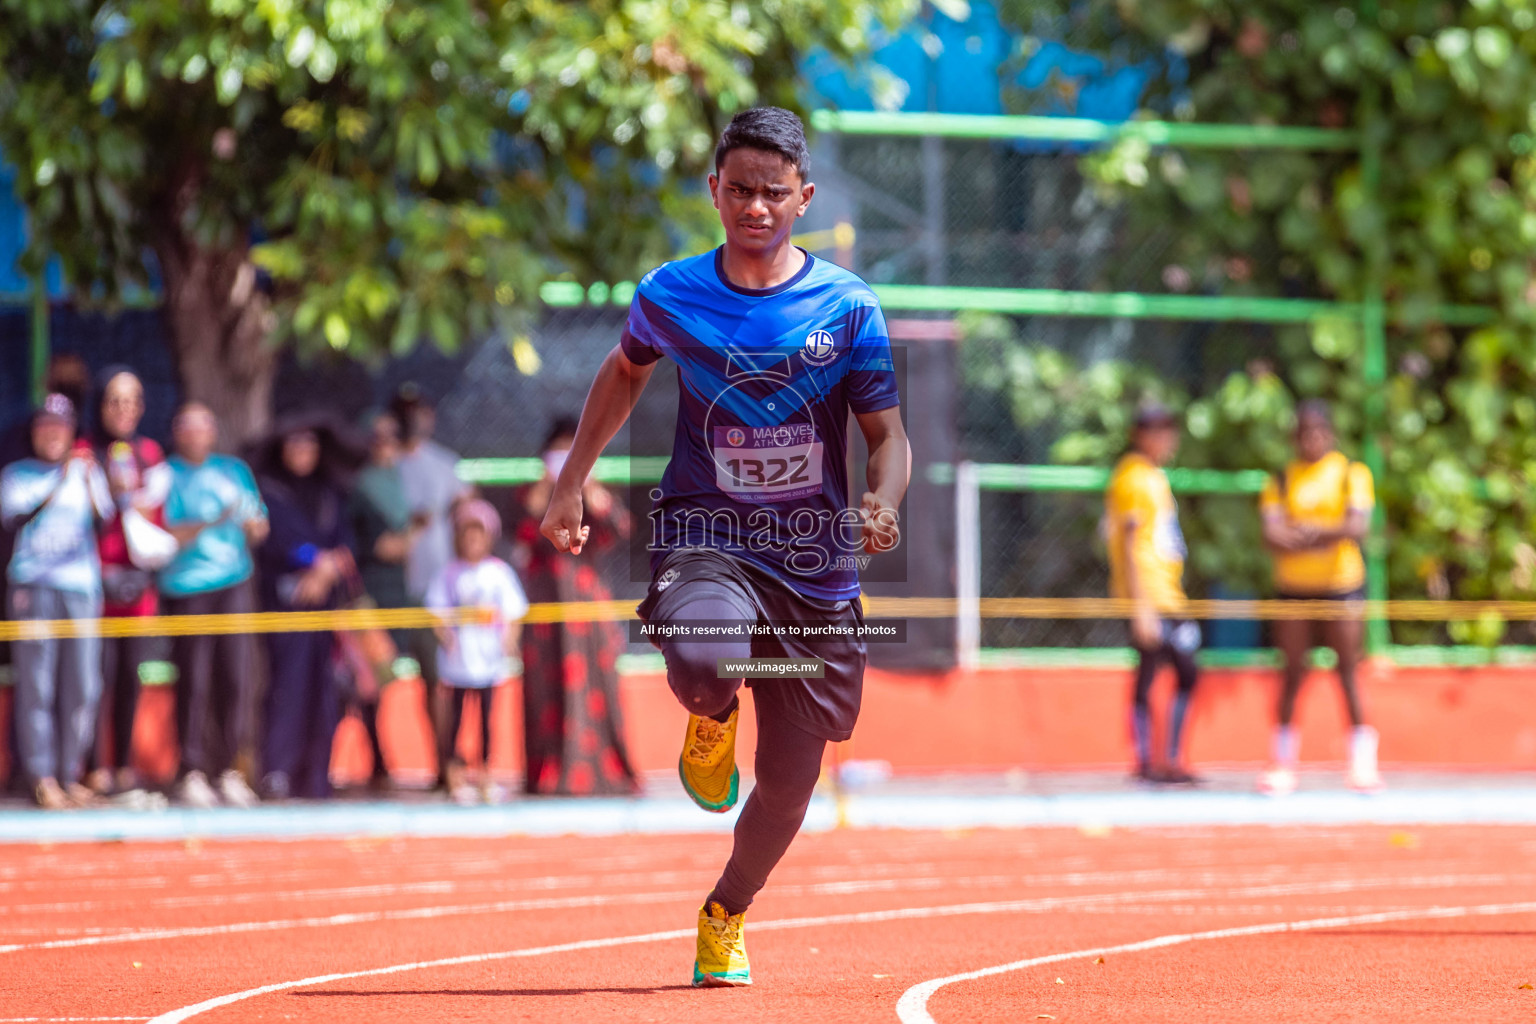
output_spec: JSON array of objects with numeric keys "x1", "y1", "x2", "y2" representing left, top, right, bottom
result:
[
  {"x1": 0, "y1": 356, "x2": 91, "y2": 794},
  {"x1": 425, "y1": 498, "x2": 528, "y2": 804},
  {"x1": 0, "y1": 393, "x2": 115, "y2": 809},
  {"x1": 1258, "y1": 400, "x2": 1379, "y2": 796},
  {"x1": 1104, "y1": 401, "x2": 1200, "y2": 785},
  {"x1": 160, "y1": 402, "x2": 270, "y2": 809}
]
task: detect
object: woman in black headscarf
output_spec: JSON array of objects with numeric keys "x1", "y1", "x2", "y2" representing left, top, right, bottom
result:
[{"x1": 250, "y1": 413, "x2": 365, "y2": 800}]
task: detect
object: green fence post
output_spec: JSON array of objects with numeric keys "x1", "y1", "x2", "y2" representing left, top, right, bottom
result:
[
  {"x1": 1359, "y1": 86, "x2": 1390, "y2": 655},
  {"x1": 30, "y1": 273, "x2": 48, "y2": 405}
]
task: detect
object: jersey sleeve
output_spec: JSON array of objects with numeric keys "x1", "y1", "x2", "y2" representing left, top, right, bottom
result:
[
  {"x1": 1109, "y1": 465, "x2": 1155, "y2": 528},
  {"x1": 845, "y1": 301, "x2": 900, "y2": 413},
  {"x1": 1104, "y1": 468, "x2": 1131, "y2": 524},
  {"x1": 1347, "y1": 461, "x2": 1375, "y2": 512},
  {"x1": 619, "y1": 276, "x2": 666, "y2": 366},
  {"x1": 1259, "y1": 474, "x2": 1283, "y2": 518}
]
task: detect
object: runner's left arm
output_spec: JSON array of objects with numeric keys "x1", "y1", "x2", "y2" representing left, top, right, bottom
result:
[{"x1": 854, "y1": 406, "x2": 910, "y2": 554}]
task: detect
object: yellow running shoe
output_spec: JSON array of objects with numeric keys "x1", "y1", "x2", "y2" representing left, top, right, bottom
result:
[
  {"x1": 679, "y1": 707, "x2": 740, "y2": 813},
  {"x1": 693, "y1": 899, "x2": 751, "y2": 987}
]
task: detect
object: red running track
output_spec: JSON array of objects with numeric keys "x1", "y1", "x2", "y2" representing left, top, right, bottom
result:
[{"x1": 2, "y1": 825, "x2": 1535, "y2": 1022}]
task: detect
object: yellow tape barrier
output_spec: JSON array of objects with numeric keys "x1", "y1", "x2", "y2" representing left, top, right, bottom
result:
[{"x1": 0, "y1": 595, "x2": 1530, "y2": 642}]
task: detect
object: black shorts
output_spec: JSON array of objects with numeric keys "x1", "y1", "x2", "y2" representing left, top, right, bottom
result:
[{"x1": 636, "y1": 548, "x2": 867, "y2": 742}]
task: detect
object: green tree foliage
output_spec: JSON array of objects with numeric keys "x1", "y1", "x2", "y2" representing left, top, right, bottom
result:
[
  {"x1": 960, "y1": 312, "x2": 1288, "y2": 602},
  {"x1": 0, "y1": 0, "x2": 911, "y2": 442},
  {"x1": 987, "y1": 0, "x2": 1536, "y2": 642}
]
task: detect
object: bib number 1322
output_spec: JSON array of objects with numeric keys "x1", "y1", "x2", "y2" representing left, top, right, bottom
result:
[{"x1": 712, "y1": 424, "x2": 823, "y2": 502}]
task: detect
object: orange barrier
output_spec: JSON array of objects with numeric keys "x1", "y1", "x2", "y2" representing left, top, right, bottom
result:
[{"x1": 2, "y1": 661, "x2": 1534, "y2": 788}]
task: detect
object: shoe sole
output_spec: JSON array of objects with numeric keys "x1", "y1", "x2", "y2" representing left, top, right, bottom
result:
[
  {"x1": 678, "y1": 759, "x2": 739, "y2": 814},
  {"x1": 692, "y1": 967, "x2": 752, "y2": 987}
]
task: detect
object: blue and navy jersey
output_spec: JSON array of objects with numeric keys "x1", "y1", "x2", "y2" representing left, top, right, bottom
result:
[{"x1": 621, "y1": 247, "x2": 900, "y2": 602}]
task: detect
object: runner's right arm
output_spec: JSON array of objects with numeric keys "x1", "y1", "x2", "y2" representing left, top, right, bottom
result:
[{"x1": 540, "y1": 344, "x2": 656, "y2": 555}]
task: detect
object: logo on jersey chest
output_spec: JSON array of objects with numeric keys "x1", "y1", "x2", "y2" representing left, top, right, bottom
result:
[{"x1": 801, "y1": 329, "x2": 837, "y2": 366}]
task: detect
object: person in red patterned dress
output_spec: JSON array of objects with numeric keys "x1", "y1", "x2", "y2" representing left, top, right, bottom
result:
[
  {"x1": 507, "y1": 417, "x2": 639, "y2": 796},
  {"x1": 85, "y1": 368, "x2": 173, "y2": 807}
]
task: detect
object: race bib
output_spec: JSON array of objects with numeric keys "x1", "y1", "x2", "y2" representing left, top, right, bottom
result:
[{"x1": 712, "y1": 424, "x2": 823, "y2": 502}]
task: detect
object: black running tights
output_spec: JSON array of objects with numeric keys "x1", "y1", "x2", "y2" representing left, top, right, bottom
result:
[{"x1": 661, "y1": 597, "x2": 827, "y2": 916}]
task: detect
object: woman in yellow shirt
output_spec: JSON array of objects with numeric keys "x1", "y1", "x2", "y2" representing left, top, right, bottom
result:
[
  {"x1": 1259, "y1": 401, "x2": 1379, "y2": 795},
  {"x1": 1105, "y1": 403, "x2": 1200, "y2": 784}
]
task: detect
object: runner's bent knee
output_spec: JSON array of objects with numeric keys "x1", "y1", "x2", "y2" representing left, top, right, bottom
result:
[{"x1": 662, "y1": 639, "x2": 743, "y2": 717}]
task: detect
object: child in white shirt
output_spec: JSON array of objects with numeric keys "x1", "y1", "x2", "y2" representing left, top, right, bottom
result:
[{"x1": 426, "y1": 499, "x2": 528, "y2": 804}]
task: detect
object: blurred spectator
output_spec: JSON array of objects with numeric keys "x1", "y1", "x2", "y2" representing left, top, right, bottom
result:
[
  {"x1": 160, "y1": 402, "x2": 269, "y2": 809},
  {"x1": 508, "y1": 417, "x2": 639, "y2": 796},
  {"x1": 252, "y1": 414, "x2": 364, "y2": 801},
  {"x1": 84, "y1": 367, "x2": 173, "y2": 807},
  {"x1": 1259, "y1": 400, "x2": 1379, "y2": 796},
  {"x1": 343, "y1": 410, "x2": 423, "y2": 789},
  {"x1": 0, "y1": 394, "x2": 114, "y2": 809},
  {"x1": 1104, "y1": 403, "x2": 1199, "y2": 786},
  {"x1": 426, "y1": 499, "x2": 528, "y2": 805},
  {"x1": 390, "y1": 384, "x2": 472, "y2": 788},
  {"x1": 0, "y1": 356, "x2": 90, "y2": 791}
]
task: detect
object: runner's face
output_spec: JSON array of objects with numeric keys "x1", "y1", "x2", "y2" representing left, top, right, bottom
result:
[{"x1": 709, "y1": 148, "x2": 813, "y2": 255}]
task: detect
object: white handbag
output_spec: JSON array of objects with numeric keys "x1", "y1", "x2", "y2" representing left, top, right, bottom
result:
[{"x1": 122, "y1": 506, "x2": 180, "y2": 571}]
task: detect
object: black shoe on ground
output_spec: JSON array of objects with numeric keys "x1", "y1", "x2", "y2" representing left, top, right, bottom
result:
[{"x1": 1158, "y1": 766, "x2": 1202, "y2": 786}]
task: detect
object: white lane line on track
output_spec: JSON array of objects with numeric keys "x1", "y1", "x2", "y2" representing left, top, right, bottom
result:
[
  {"x1": 2, "y1": 864, "x2": 1193, "y2": 916},
  {"x1": 142, "y1": 896, "x2": 1536, "y2": 1024},
  {"x1": 0, "y1": 1018, "x2": 150, "y2": 1021},
  {"x1": 2, "y1": 870, "x2": 1516, "y2": 955},
  {"x1": 0, "y1": 854, "x2": 1509, "y2": 920},
  {"x1": 894, "y1": 900, "x2": 1536, "y2": 1024}
]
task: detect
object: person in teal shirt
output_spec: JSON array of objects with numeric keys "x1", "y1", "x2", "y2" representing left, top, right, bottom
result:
[{"x1": 159, "y1": 402, "x2": 269, "y2": 809}]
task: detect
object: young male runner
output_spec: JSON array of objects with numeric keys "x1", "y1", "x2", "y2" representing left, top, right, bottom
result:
[{"x1": 540, "y1": 107, "x2": 910, "y2": 987}]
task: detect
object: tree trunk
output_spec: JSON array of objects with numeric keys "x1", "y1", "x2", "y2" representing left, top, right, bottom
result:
[{"x1": 153, "y1": 165, "x2": 279, "y2": 452}]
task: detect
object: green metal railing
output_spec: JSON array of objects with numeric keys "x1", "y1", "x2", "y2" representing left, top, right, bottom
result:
[
  {"x1": 807, "y1": 109, "x2": 1363, "y2": 151},
  {"x1": 458, "y1": 459, "x2": 1269, "y2": 495}
]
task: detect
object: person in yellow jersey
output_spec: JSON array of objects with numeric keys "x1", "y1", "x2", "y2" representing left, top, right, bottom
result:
[
  {"x1": 1105, "y1": 402, "x2": 1200, "y2": 785},
  {"x1": 1258, "y1": 400, "x2": 1379, "y2": 795}
]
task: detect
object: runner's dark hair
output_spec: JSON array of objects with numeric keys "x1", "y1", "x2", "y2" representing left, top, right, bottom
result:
[{"x1": 714, "y1": 107, "x2": 810, "y2": 177}]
